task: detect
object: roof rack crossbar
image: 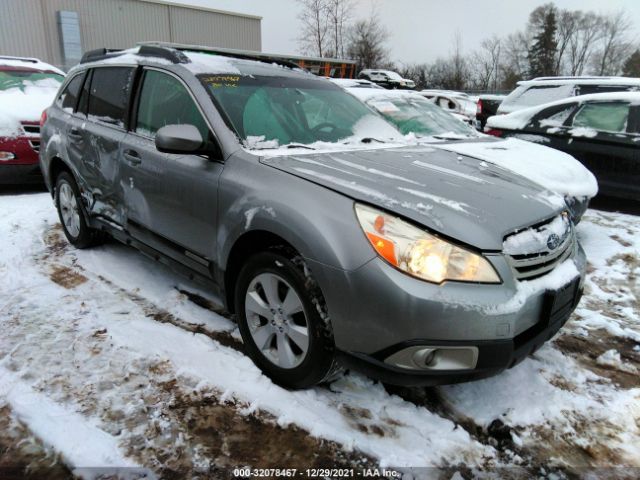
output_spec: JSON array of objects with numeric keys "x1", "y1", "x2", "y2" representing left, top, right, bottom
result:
[
  {"x1": 137, "y1": 45, "x2": 190, "y2": 64},
  {"x1": 80, "y1": 48, "x2": 125, "y2": 64},
  {"x1": 137, "y1": 41, "x2": 302, "y2": 71}
]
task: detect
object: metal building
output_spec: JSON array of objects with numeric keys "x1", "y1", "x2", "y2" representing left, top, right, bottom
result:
[{"x1": 0, "y1": 0, "x2": 262, "y2": 70}]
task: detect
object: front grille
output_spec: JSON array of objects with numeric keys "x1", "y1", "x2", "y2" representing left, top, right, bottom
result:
[
  {"x1": 505, "y1": 213, "x2": 575, "y2": 281},
  {"x1": 21, "y1": 122, "x2": 40, "y2": 152},
  {"x1": 22, "y1": 124, "x2": 40, "y2": 135}
]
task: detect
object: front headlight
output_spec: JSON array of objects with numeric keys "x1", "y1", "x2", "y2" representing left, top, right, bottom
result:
[{"x1": 355, "y1": 203, "x2": 501, "y2": 284}]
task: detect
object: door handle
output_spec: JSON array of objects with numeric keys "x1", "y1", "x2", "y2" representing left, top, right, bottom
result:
[
  {"x1": 69, "y1": 128, "x2": 82, "y2": 138},
  {"x1": 123, "y1": 149, "x2": 141, "y2": 166}
]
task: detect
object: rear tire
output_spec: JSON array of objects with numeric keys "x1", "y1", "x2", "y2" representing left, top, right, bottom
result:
[
  {"x1": 55, "y1": 171, "x2": 104, "y2": 249},
  {"x1": 235, "y1": 251, "x2": 338, "y2": 389}
]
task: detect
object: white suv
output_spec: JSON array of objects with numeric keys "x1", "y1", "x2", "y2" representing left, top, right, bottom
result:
[{"x1": 497, "y1": 76, "x2": 640, "y2": 114}]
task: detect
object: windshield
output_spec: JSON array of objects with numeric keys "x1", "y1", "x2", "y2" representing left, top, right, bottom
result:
[
  {"x1": 501, "y1": 84, "x2": 574, "y2": 110},
  {"x1": 382, "y1": 71, "x2": 403, "y2": 80},
  {"x1": 365, "y1": 95, "x2": 476, "y2": 137},
  {"x1": 199, "y1": 74, "x2": 401, "y2": 149},
  {"x1": 0, "y1": 70, "x2": 64, "y2": 92}
]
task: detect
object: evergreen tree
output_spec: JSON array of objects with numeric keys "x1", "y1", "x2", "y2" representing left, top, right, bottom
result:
[
  {"x1": 528, "y1": 4, "x2": 559, "y2": 77},
  {"x1": 622, "y1": 49, "x2": 640, "y2": 77}
]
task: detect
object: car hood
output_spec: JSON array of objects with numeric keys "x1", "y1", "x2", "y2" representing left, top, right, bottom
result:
[
  {"x1": 0, "y1": 86, "x2": 57, "y2": 137},
  {"x1": 430, "y1": 136, "x2": 598, "y2": 198},
  {"x1": 260, "y1": 146, "x2": 565, "y2": 251}
]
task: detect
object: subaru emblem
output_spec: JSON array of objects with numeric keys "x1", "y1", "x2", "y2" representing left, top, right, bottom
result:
[{"x1": 547, "y1": 233, "x2": 560, "y2": 250}]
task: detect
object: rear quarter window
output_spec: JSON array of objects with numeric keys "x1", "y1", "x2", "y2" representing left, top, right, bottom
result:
[
  {"x1": 57, "y1": 73, "x2": 84, "y2": 113},
  {"x1": 502, "y1": 84, "x2": 575, "y2": 109},
  {"x1": 86, "y1": 67, "x2": 135, "y2": 128}
]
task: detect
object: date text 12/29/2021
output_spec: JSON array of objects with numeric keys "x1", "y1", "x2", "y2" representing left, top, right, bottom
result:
[{"x1": 233, "y1": 468, "x2": 402, "y2": 478}]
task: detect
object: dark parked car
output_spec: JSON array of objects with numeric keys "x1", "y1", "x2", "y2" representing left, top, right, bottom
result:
[
  {"x1": 41, "y1": 43, "x2": 586, "y2": 389},
  {"x1": 476, "y1": 94, "x2": 505, "y2": 130},
  {"x1": 487, "y1": 92, "x2": 640, "y2": 201}
]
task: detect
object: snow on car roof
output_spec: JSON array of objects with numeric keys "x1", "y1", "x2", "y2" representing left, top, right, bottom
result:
[
  {"x1": 517, "y1": 76, "x2": 640, "y2": 87},
  {"x1": 420, "y1": 89, "x2": 469, "y2": 97},
  {"x1": 0, "y1": 56, "x2": 64, "y2": 76},
  {"x1": 345, "y1": 87, "x2": 429, "y2": 102},
  {"x1": 330, "y1": 78, "x2": 383, "y2": 89},
  {"x1": 488, "y1": 91, "x2": 640, "y2": 131}
]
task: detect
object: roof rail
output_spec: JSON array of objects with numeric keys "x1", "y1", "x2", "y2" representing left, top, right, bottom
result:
[
  {"x1": 0, "y1": 55, "x2": 39, "y2": 64},
  {"x1": 531, "y1": 76, "x2": 621, "y2": 81},
  {"x1": 137, "y1": 41, "x2": 302, "y2": 70}
]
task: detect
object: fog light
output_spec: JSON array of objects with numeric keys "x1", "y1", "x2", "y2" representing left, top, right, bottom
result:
[
  {"x1": 0, "y1": 151, "x2": 16, "y2": 161},
  {"x1": 386, "y1": 345, "x2": 479, "y2": 371}
]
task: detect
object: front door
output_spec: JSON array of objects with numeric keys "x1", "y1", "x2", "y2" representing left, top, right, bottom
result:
[
  {"x1": 120, "y1": 68, "x2": 223, "y2": 264},
  {"x1": 563, "y1": 101, "x2": 637, "y2": 199}
]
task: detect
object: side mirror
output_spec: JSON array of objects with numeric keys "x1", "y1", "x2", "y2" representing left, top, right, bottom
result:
[{"x1": 155, "y1": 124, "x2": 204, "y2": 154}]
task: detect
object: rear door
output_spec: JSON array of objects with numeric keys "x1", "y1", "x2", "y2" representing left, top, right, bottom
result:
[
  {"x1": 119, "y1": 68, "x2": 223, "y2": 267},
  {"x1": 74, "y1": 66, "x2": 136, "y2": 224},
  {"x1": 563, "y1": 101, "x2": 637, "y2": 199}
]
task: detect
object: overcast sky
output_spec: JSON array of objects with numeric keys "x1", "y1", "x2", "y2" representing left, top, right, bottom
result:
[{"x1": 172, "y1": 0, "x2": 640, "y2": 65}]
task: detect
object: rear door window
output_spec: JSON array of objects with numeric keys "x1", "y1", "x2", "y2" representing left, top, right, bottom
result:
[
  {"x1": 572, "y1": 102, "x2": 630, "y2": 133},
  {"x1": 135, "y1": 69, "x2": 209, "y2": 139},
  {"x1": 87, "y1": 67, "x2": 135, "y2": 128},
  {"x1": 58, "y1": 73, "x2": 84, "y2": 112},
  {"x1": 577, "y1": 84, "x2": 639, "y2": 95}
]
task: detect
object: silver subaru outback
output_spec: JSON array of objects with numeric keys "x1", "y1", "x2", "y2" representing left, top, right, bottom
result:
[{"x1": 40, "y1": 43, "x2": 586, "y2": 389}]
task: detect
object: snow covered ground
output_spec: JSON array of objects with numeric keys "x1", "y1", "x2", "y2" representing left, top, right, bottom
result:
[{"x1": 0, "y1": 192, "x2": 638, "y2": 479}]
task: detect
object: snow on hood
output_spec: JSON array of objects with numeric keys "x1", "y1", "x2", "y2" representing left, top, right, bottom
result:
[
  {"x1": 0, "y1": 80, "x2": 60, "y2": 137},
  {"x1": 260, "y1": 146, "x2": 565, "y2": 250},
  {"x1": 432, "y1": 137, "x2": 598, "y2": 199}
]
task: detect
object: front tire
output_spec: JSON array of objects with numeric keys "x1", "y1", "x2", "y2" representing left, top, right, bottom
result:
[
  {"x1": 235, "y1": 251, "x2": 338, "y2": 389},
  {"x1": 55, "y1": 171, "x2": 103, "y2": 249}
]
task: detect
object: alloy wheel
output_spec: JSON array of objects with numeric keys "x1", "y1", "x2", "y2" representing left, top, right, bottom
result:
[
  {"x1": 59, "y1": 182, "x2": 81, "y2": 238},
  {"x1": 245, "y1": 272, "x2": 310, "y2": 369}
]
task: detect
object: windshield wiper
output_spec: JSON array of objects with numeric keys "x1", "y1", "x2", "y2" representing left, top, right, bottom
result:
[
  {"x1": 285, "y1": 143, "x2": 316, "y2": 150},
  {"x1": 359, "y1": 137, "x2": 386, "y2": 144}
]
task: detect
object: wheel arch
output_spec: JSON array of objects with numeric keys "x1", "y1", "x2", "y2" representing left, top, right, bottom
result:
[{"x1": 223, "y1": 229, "x2": 299, "y2": 313}]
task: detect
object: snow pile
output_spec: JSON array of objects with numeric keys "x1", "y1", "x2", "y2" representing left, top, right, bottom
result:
[
  {"x1": 568, "y1": 127, "x2": 598, "y2": 138},
  {"x1": 503, "y1": 214, "x2": 569, "y2": 255},
  {"x1": 433, "y1": 137, "x2": 598, "y2": 198},
  {"x1": 596, "y1": 350, "x2": 637, "y2": 373}
]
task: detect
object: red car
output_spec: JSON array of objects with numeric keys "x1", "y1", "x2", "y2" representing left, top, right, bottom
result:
[{"x1": 0, "y1": 56, "x2": 64, "y2": 185}]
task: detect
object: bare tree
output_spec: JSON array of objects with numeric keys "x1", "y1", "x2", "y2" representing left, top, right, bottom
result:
[
  {"x1": 471, "y1": 36, "x2": 502, "y2": 90},
  {"x1": 592, "y1": 11, "x2": 634, "y2": 75},
  {"x1": 297, "y1": 0, "x2": 330, "y2": 57},
  {"x1": 326, "y1": 0, "x2": 353, "y2": 58},
  {"x1": 346, "y1": 10, "x2": 389, "y2": 70},
  {"x1": 554, "y1": 9, "x2": 580, "y2": 74},
  {"x1": 501, "y1": 31, "x2": 530, "y2": 83},
  {"x1": 566, "y1": 12, "x2": 602, "y2": 75},
  {"x1": 449, "y1": 32, "x2": 470, "y2": 90}
]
